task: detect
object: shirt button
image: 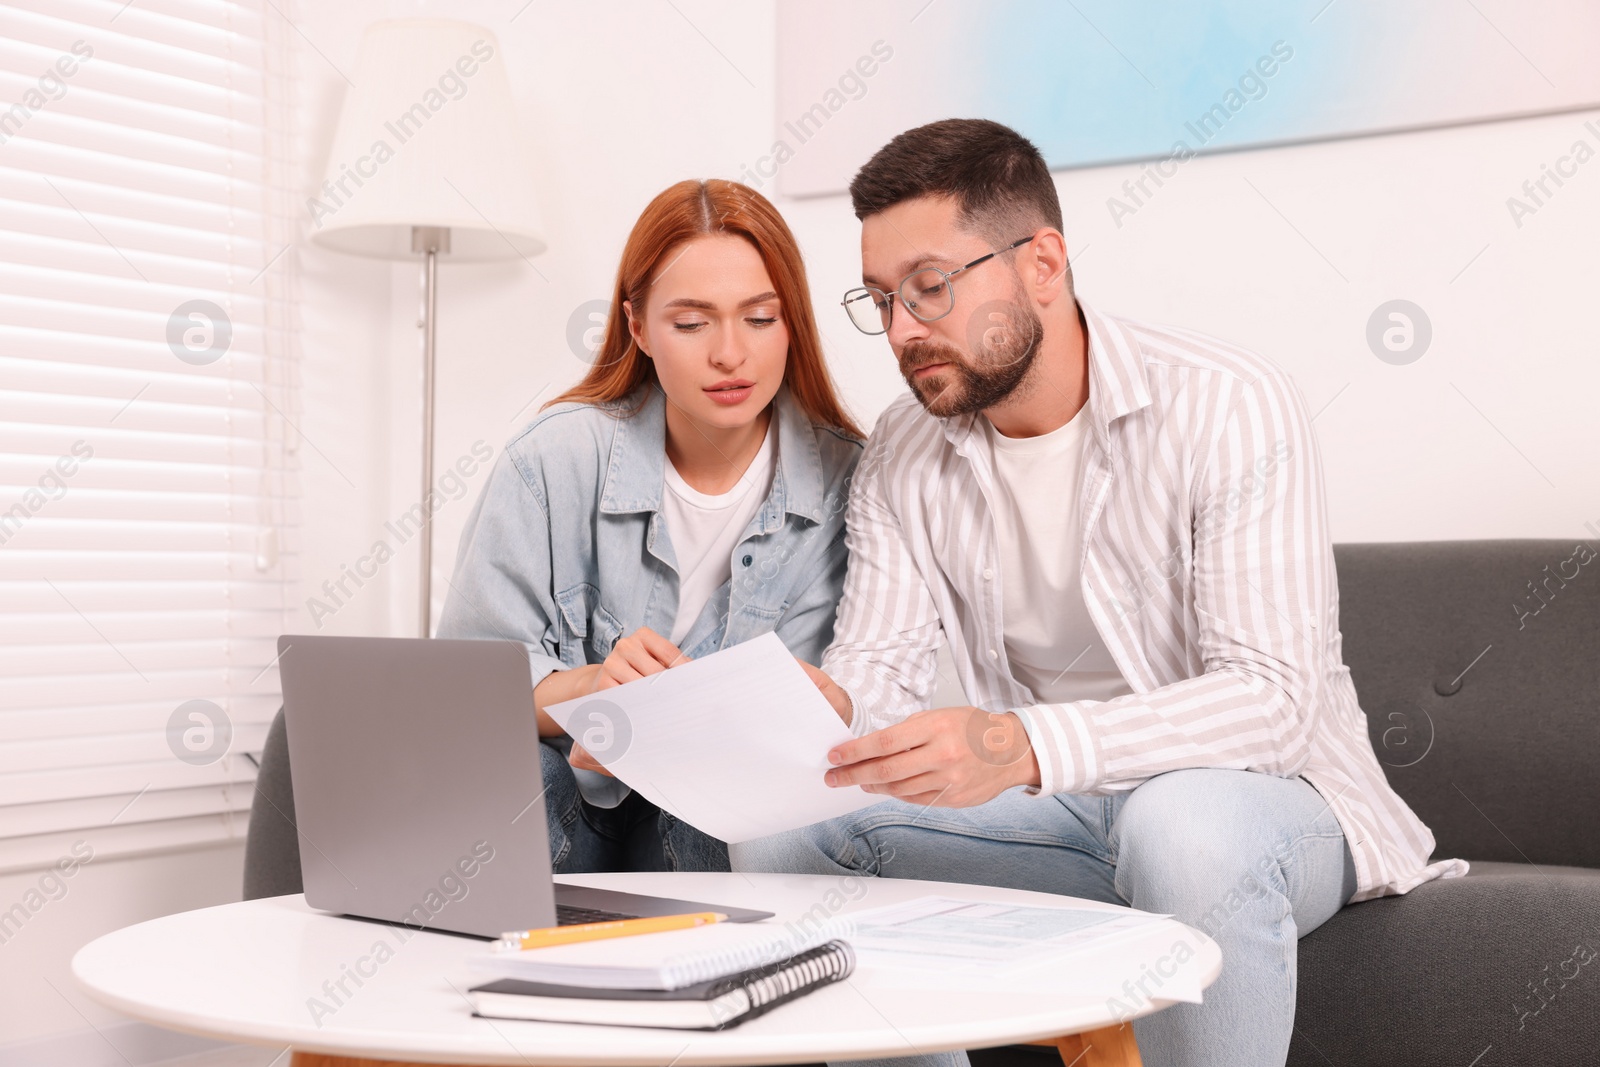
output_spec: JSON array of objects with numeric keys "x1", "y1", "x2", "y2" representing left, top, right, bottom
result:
[
  {"x1": 988, "y1": 648, "x2": 999, "y2": 660},
  {"x1": 982, "y1": 568, "x2": 994, "y2": 581},
  {"x1": 742, "y1": 554, "x2": 753, "y2": 567}
]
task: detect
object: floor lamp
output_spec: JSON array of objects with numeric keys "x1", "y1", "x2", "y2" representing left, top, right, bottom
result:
[{"x1": 309, "y1": 19, "x2": 546, "y2": 637}]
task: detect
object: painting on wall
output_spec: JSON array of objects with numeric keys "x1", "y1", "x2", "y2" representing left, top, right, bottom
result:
[{"x1": 767, "y1": 0, "x2": 1600, "y2": 198}]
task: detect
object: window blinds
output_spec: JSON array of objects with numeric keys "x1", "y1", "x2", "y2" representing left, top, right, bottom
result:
[{"x1": 0, "y1": 0, "x2": 300, "y2": 870}]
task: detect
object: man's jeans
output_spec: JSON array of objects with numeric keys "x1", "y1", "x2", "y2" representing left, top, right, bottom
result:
[
  {"x1": 731, "y1": 768, "x2": 1356, "y2": 1067},
  {"x1": 539, "y1": 741, "x2": 729, "y2": 873}
]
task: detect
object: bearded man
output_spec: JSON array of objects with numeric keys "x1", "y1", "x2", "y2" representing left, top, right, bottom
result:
[{"x1": 735, "y1": 118, "x2": 1463, "y2": 1067}]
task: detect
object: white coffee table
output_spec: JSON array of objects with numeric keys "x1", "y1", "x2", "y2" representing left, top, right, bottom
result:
[{"x1": 73, "y1": 872, "x2": 1219, "y2": 1066}]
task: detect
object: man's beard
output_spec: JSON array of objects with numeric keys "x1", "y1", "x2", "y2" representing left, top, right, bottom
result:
[{"x1": 899, "y1": 298, "x2": 1044, "y2": 418}]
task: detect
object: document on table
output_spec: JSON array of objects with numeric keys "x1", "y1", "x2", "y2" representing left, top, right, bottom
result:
[
  {"x1": 842, "y1": 897, "x2": 1206, "y2": 1003},
  {"x1": 543, "y1": 631, "x2": 882, "y2": 843},
  {"x1": 840, "y1": 896, "x2": 1169, "y2": 971}
]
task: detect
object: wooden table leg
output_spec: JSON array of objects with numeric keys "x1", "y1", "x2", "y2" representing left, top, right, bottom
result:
[{"x1": 1033, "y1": 1022, "x2": 1142, "y2": 1067}]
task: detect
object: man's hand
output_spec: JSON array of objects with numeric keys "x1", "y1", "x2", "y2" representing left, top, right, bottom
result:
[
  {"x1": 592, "y1": 626, "x2": 689, "y2": 690},
  {"x1": 798, "y1": 659, "x2": 852, "y2": 726},
  {"x1": 822, "y1": 706, "x2": 1040, "y2": 807}
]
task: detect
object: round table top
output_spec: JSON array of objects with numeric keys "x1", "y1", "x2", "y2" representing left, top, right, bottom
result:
[{"x1": 73, "y1": 871, "x2": 1219, "y2": 1066}]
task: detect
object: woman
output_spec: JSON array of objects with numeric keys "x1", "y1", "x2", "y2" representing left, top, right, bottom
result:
[{"x1": 438, "y1": 179, "x2": 862, "y2": 874}]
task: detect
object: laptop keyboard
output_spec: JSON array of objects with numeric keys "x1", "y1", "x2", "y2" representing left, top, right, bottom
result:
[{"x1": 555, "y1": 902, "x2": 638, "y2": 926}]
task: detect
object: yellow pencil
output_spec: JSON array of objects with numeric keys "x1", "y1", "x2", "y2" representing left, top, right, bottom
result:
[{"x1": 491, "y1": 911, "x2": 728, "y2": 953}]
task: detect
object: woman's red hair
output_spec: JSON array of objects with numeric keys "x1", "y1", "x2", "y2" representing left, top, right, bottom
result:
[{"x1": 546, "y1": 180, "x2": 862, "y2": 438}]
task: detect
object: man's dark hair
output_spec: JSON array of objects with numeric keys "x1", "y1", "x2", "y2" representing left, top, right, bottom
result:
[{"x1": 849, "y1": 118, "x2": 1064, "y2": 242}]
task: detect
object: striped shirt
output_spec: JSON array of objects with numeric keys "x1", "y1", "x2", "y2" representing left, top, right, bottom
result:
[{"x1": 823, "y1": 302, "x2": 1467, "y2": 902}]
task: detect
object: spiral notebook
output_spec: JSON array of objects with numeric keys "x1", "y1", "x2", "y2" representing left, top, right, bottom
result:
[
  {"x1": 468, "y1": 940, "x2": 855, "y2": 1030},
  {"x1": 466, "y1": 916, "x2": 853, "y2": 990}
]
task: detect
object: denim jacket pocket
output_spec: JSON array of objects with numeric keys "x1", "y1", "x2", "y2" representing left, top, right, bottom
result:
[
  {"x1": 589, "y1": 603, "x2": 624, "y2": 659},
  {"x1": 724, "y1": 600, "x2": 782, "y2": 649},
  {"x1": 555, "y1": 583, "x2": 625, "y2": 663}
]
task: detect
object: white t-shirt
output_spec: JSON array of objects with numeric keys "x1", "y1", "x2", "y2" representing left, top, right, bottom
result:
[
  {"x1": 661, "y1": 423, "x2": 777, "y2": 647},
  {"x1": 979, "y1": 409, "x2": 1133, "y2": 705}
]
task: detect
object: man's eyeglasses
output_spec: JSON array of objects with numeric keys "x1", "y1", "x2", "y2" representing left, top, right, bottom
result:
[{"x1": 840, "y1": 235, "x2": 1034, "y2": 336}]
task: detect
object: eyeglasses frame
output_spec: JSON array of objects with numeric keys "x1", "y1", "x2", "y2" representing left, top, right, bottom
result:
[{"x1": 840, "y1": 234, "x2": 1036, "y2": 336}]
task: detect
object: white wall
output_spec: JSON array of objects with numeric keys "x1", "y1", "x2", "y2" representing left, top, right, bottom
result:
[
  {"x1": 1049, "y1": 113, "x2": 1600, "y2": 544},
  {"x1": 13, "y1": 0, "x2": 1595, "y2": 1050},
  {"x1": 0, "y1": 843, "x2": 246, "y2": 1047}
]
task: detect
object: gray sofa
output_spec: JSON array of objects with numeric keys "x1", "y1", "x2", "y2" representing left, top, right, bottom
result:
[
  {"x1": 245, "y1": 539, "x2": 1600, "y2": 1065},
  {"x1": 1287, "y1": 539, "x2": 1599, "y2": 1067}
]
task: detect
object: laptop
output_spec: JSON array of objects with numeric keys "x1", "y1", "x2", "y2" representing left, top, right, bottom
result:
[{"x1": 277, "y1": 634, "x2": 773, "y2": 938}]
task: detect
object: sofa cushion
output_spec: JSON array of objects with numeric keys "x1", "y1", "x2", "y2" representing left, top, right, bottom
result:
[
  {"x1": 1332, "y1": 540, "x2": 1600, "y2": 867},
  {"x1": 1290, "y1": 861, "x2": 1600, "y2": 1067}
]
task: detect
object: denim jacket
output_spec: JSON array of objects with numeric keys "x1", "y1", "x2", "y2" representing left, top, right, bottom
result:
[{"x1": 439, "y1": 380, "x2": 862, "y2": 728}]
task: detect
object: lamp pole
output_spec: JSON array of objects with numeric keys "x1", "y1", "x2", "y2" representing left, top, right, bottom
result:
[{"x1": 412, "y1": 225, "x2": 449, "y2": 638}]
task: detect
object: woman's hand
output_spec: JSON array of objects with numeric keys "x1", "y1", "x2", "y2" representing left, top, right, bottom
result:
[
  {"x1": 565, "y1": 627, "x2": 690, "y2": 777},
  {"x1": 798, "y1": 659, "x2": 853, "y2": 726},
  {"x1": 590, "y1": 626, "x2": 689, "y2": 691},
  {"x1": 568, "y1": 741, "x2": 614, "y2": 776}
]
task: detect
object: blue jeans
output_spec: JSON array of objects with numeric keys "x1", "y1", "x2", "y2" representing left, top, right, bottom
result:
[
  {"x1": 539, "y1": 741, "x2": 729, "y2": 873},
  {"x1": 731, "y1": 768, "x2": 1356, "y2": 1067}
]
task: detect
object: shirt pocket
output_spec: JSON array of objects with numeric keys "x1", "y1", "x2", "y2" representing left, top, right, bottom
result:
[{"x1": 554, "y1": 582, "x2": 626, "y2": 663}]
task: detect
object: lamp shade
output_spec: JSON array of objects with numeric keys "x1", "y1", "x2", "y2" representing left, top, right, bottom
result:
[{"x1": 309, "y1": 19, "x2": 546, "y2": 261}]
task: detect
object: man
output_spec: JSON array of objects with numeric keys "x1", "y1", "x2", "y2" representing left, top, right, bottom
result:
[{"x1": 734, "y1": 119, "x2": 1465, "y2": 1067}]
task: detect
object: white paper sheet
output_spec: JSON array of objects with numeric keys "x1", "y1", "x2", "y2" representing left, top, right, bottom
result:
[
  {"x1": 841, "y1": 896, "x2": 1169, "y2": 970},
  {"x1": 544, "y1": 632, "x2": 883, "y2": 843},
  {"x1": 842, "y1": 897, "x2": 1206, "y2": 1003}
]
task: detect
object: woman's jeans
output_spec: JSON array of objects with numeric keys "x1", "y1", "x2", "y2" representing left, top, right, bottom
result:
[
  {"x1": 731, "y1": 768, "x2": 1357, "y2": 1067},
  {"x1": 539, "y1": 740, "x2": 729, "y2": 873}
]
